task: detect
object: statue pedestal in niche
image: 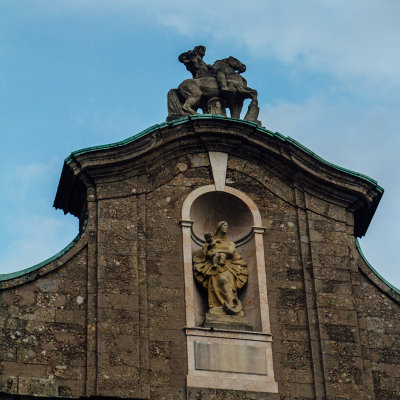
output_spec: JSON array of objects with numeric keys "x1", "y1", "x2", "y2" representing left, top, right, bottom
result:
[
  {"x1": 193, "y1": 221, "x2": 253, "y2": 331},
  {"x1": 205, "y1": 307, "x2": 253, "y2": 331}
]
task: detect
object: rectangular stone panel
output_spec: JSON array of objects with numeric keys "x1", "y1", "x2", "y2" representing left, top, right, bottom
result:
[{"x1": 194, "y1": 342, "x2": 268, "y2": 375}]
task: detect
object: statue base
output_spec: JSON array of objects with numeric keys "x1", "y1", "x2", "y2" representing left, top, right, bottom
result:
[
  {"x1": 204, "y1": 307, "x2": 253, "y2": 331},
  {"x1": 166, "y1": 113, "x2": 190, "y2": 122},
  {"x1": 244, "y1": 101, "x2": 261, "y2": 126}
]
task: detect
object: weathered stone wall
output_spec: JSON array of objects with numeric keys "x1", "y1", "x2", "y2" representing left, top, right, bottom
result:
[
  {"x1": 354, "y1": 252, "x2": 400, "y2": 400},
  {"x1": 92, "y1": 153, "x2": 210, "y2": 399},
  {"x1": 0, "y1": 245, "x2": 87, "y2": 397},
  {"x1": 0, "y1": 119, "x2": 399, "y2": 400}
]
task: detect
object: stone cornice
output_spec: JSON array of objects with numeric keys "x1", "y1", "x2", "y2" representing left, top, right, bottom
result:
[{"x1": 54, "y1": 115, "x2": 383, "y2": 237}]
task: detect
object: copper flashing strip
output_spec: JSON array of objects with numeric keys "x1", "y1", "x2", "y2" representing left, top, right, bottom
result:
[{"x1": 62, "y1": 115, "x2": 384, "y2": 194}]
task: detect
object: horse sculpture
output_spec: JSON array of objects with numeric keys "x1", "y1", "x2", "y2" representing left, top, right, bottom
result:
[{"x1": 167, "y1": 52, "x2": 260, "y2": 124}]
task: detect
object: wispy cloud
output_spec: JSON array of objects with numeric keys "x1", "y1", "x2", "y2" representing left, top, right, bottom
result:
[
  {"x1": 260, "y1": 96, "x2": 400, "y2": 206},
  {"x1": 11, "y1": 1, "x2": 400, "y2": 91},
  {"x1": 155, "y1": 0, "x2": 400, "y2": 92},
  {"x1": 261, "y1": 96, "x2": 400, "y2": 176}
]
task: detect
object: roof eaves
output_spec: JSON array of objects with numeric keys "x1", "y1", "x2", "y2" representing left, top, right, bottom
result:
[{"x1": 62, "y1": 114, "x2": 383, "y2": 197}]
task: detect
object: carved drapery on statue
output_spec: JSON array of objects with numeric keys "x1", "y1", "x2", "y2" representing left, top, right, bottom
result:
[
  {"x1": 168, "y1": 45, "x2": 260, "y2": 124},
  {"x1": 193, "y1": 221, "x2": 248, "y2": 316}
]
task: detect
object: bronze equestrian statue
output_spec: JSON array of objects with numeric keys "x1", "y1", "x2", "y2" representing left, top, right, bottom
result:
[{"x1": 167, "y1": 46, "x2": 260, "y2": 124}]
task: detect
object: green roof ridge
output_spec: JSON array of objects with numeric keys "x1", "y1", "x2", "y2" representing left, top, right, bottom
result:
[
  {"x1": 287, "y1": 136, "x2": 383, "y2": 191},
  {"x1": 0, "y1": 217, "x2": 87, "y2": 282},
  {"x1": 63, "y1": 115, "x2": 383, "y2": 194},
  {"x1": 355, "y1": 238, "x2": 400, "y2": 295},
  {"x1": 65, "y1": 122, "x2": 169, "y2": 162}
]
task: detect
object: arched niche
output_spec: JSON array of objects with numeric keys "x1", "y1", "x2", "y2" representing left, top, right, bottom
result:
[
  {"x1": 181, "y1": 184, "x2": 271, "y2": 333},
  {"x1": 190, "y1": 191, "x2": 253, "y2": 244},
  {"x1": 181, "y1": 183, "x2": 277, "y2": 393}
]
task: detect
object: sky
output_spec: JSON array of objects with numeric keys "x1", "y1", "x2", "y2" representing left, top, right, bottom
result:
[{"x1": 1, "y1": 0, "x2": 399, "y2": 288}]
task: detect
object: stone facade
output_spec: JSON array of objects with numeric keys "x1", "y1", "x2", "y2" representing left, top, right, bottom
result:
[{"x1": 0, "y1": 116, "x2": 399, "y2": 399}]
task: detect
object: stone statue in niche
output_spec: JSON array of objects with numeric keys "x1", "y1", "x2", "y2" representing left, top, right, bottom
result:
[
  {"x1": 193, "y1": 221, "x2": 251, "y2": 329},
  {"x1": 167, "y1": 45, "x2": 260, "y2": 124}
]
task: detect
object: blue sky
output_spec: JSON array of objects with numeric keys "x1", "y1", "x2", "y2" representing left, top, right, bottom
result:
[{"x1": 1, "y1": 1, "x2": 399, "y2": 288}]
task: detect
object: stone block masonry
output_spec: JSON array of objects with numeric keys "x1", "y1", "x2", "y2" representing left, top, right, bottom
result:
[{"x1": 0, "y1": 116, "x2": 399, "y2": 399}]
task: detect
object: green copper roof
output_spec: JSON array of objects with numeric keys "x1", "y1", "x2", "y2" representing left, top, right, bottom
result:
[
  {"x1": 285, "y1": 136, "x2": 382, "y2": 191},
  {"x1": 65, "y1": 114, "x2": 383, "y2": 193}
]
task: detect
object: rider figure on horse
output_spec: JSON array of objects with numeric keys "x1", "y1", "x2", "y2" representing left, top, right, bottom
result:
[
  {"x1": 178, "y1": 45, "x2": 246, "y2": 97},
  {"x1": 178, "y1": 46, "x2": 211, "y2": 79}
]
